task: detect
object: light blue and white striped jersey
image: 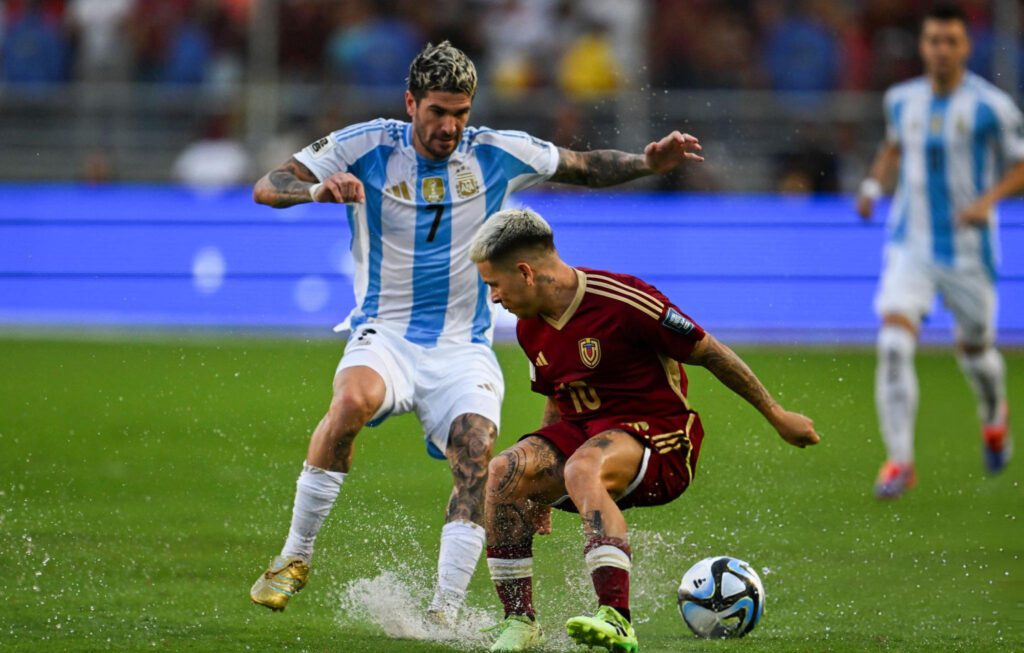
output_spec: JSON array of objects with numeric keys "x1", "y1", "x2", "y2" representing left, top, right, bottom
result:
[
  {"x1": 884, "y1": 72, "x2": 1024, "y2": 275},
  {"x1": 294, "y1": 119, "x2": 559, "y2": 347}
]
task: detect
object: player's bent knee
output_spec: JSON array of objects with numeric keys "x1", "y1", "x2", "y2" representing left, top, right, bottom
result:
[
  {"x1": 326, "y1": 390, "x2": 380, "y2": 431},
  {"x1": 448, "y1": 415, "x2": 497, "y2": 461},
  {"x1": 487, "y1": 448, "x2": 535, "y2": 499},
  {"x1": 563, "y1": 450, "x2": 602, "y2": 494},
  {"x1": 881, "y1": 313, "x2": 918, "y2": 335}
]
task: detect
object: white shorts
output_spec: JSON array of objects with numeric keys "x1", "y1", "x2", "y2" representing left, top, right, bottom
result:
[
  {"x1": 336, "y1": 322, "x2": 504, "y2": 459},
  {"x1": 874, "y1": 246, "x2": 997, "y2": 345}
]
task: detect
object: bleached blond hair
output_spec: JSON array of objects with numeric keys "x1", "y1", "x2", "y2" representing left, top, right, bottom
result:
[
  {"x1": 469, "y1": 208, "x2": 555, "y2": 264},
  {"x1": 407, "y1": 40, "x2": 478, "y2": 100}
]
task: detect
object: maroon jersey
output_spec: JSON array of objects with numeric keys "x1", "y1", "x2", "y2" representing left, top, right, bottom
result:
[{"x1": 516, "y1": 268, "x2": 706, "y2": 424}]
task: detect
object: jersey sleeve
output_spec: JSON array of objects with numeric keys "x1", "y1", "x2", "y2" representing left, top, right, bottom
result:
[
  {"x1": 473, "y1": 129, "x2": 559, "y2": 193},
  {"x1": 292, "y1": 119, "x2": 390, "y2": 182},
  {"x1": 993, "y1": 96, "x2": 1024, "y2": 164},
  {"x1": 622, "y1": 280, "x2": 707, "y2": 361},
  {"x1": 517, "y1": 322, "x2": 556, "y2": 396},
  {"x1": 528, "y1": 360, "x2": 556, "y2": 396}
]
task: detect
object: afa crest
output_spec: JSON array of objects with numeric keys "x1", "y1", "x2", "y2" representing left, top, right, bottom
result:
[
  {"x1": 422, "y1": 176, "x2": 446, "y2": 203},
  {"x1": 578, "y1": 338, "x2": 601, "y2": 368},
  {"x1": 455, "y1": 169, "x2": 479, "y2": 198}
]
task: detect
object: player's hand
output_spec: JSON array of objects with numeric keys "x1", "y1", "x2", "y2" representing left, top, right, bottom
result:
[
  {"x1": 856, "y1": 194, "x2": 874, "y2": 220},
  {"x1": 644, "y1": 131, "x2": 704, "y2": 173},
  {"x1": 770, "y1": 407, "x2": 820, "y2": 448},
  {"x1": 958, "y1": 197, "x2": 992, "y2": 226},
  {"x1": 313, "y1": 172, "x2": 365, "y2": 204}
]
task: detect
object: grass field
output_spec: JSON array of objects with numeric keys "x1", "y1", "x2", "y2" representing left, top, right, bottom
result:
[{"x1": 1, "y1": 335, "x2": 1022, "y2": 652}]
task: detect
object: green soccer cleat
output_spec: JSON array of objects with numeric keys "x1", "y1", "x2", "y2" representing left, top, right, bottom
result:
[
  {"x1": 565, "y1": 605, "x2": 638, "y2": 653},
  {"x1": 250, "y1": 555, "x2": 309, "y2": 611},
  {"x1": 485, "y1": 614, "x2": 545, "y2": 652}
]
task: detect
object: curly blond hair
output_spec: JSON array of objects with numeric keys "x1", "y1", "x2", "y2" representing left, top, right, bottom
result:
[{"x1": 407, "y1": 40, "x2": 477, "y2": 100}]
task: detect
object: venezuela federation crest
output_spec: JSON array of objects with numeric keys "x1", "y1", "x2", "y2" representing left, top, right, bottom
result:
[{"x1": 578, "y1": 338, "x2": 601, "y2": 368}]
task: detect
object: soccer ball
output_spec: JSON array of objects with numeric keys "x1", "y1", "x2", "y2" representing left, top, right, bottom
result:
[{"x1": 677, "y1": 556, "x2": 765, "y2": 638}]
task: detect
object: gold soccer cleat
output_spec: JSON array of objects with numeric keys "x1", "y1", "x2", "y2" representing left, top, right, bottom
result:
[{"x1": 250, "y1": 555, "x2": 309, "y2": 611}]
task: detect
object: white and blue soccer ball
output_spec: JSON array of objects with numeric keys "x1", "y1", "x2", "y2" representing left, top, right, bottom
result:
[{"x1": 677, "y1": 556, "x2": 765, "y2": 638}]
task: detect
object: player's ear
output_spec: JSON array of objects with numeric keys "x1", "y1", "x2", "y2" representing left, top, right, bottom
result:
[
  {"x1": 404, "y1": 91, "x2": 417, "y2": 118},
  {"x1": 516, "y1": 262, "x2": 534, "y2": 285}
]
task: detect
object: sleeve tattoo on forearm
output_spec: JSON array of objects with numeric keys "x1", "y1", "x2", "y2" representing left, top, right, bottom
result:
[{"x1": 550, "y1": 148, "x2": 650, "y2": 188}]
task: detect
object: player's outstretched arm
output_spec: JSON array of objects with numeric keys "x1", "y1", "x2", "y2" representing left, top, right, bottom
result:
[
  {"x1": 253, "y1": 157, "x2": 366, "y2": 208},
  {"x1": 684, "y1": 333, "x2": 820, "y2": 448},
  {"x1": 550, "y1": 130, "x2": 703, "y2": 188}
]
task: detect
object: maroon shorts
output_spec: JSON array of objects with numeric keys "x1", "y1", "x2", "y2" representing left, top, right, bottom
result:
[{"x1": 524, "y1": 413, "x2": 704, "y2": 512}]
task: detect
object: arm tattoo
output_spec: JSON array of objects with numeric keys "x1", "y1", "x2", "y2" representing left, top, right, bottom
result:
[
  {"x1": 445, "y1": 414, "x2": 497, "y2": 524},
  {"x1": 253, "y1": 157, "x2": 318, "y2": 208},
  {"x1": 550, "y1": 147, "x2": 651, "y2": 188},
  {"x1": 687, "y1": 334, "x2": 779, "y2": 420}
]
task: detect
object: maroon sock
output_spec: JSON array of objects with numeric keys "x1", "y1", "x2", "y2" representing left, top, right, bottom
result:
[
  {"x1": 488, "y1": 543, "x2": 535, "y2": 619},
  {"x1": 584, "y1": 536, "x2": 632, "y2": 622}
]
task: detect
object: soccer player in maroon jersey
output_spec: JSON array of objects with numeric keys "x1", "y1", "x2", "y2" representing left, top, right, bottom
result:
[{"x1": 469, "y1": 209, "x2": 820, "y2": 653}]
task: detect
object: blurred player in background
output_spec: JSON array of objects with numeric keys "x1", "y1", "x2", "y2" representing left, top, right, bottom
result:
[
  {"x1": 470, "y1": 209, "x2": 819, "y2": 652},
  {"x1": 248, "y1": 41, "x2": 705, "y2": 621},
  {"x1": 857, "y1": 4, "x2": 1024, "y2": 499}
]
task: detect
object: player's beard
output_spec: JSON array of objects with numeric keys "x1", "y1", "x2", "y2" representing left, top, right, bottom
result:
[
  {"x1": 415, "y1": 123, "x2": 459, "y2": 160},
  {"x1": 427, "y1": 134, "x2": 458, "y2": 158}
]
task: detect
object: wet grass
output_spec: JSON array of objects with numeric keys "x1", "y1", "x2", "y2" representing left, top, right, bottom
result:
[{"x1": 1, "y1": 336, "x2": 1021, "y2": 652}]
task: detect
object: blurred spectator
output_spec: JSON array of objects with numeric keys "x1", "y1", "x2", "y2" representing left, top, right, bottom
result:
[
  {"x1": 558, "y1": 20, "x2": 620, "y2": 99},
  {"x1": 278, "y1": 0, "x2": 333, "y2": 81},
  {"x1": 760, "y1": 0, "x2": 840, "y2": 93},
  {"x1": 686, "y1": 7, "x2": 759, "y2": 89},
  {"x1": 162, "y1": 13, "x2": 212, "y2": 84},
  {"x1": 131, "y1": 0, "x2": 191, "y2": 82},
  {"x1": 862, "y1": 0, "x2": 920, "y2": 89},
  {"x1": 66, "y1": 0, "x2": 133, "y2": 82},
  {"x1": 172, "y1": 114, "x2": 251, "y2": 189},
  {"x1": 482, "y1": 0, "x2": 561, "y2": 95},
  {"x1": 325, "y1": 0, "x2": 421, "y2": 86},
  {"x1": 2, "y1": 0, "x2": 69, "y2": 84}
]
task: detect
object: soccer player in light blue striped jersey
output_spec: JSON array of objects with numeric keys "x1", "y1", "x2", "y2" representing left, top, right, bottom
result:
[
  {"x1": 857, "y1": 4, "x2": 1024, "y2": 499},
  {"x1": 248, "y1": 41, "x2": 705, "y2": 621}
]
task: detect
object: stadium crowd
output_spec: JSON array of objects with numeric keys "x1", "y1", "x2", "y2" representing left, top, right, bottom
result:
[{"x1": 3, "y1": 0, "x2": 1019, "y2": 93}]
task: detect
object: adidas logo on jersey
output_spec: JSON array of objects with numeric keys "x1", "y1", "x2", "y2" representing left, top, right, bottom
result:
[
  {"x1": 535, "y1": 352, "x2": 549, "y2": 367},
  {"x1": 386, "y1": 182, "x2": 412, "y2": 200}
]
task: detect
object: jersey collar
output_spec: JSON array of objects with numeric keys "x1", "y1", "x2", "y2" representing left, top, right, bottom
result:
[{"x1": 542, "y1": 268, "x2": 587, "y2": 331}]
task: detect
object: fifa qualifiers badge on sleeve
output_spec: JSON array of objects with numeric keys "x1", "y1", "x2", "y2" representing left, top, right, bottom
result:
[
  {"x1": 306, "y1": 137, "x2": 334, "y2": 159},
  {"x1": 662, "y1": 308, "x2": 695, "y2": 335}
]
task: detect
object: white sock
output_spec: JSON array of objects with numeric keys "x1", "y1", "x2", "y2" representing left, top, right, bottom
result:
[
  {"x1": 875, "y1": 326, "x2": 918, "y2": 464},
  {"x1": 956, "y1": 347, "x2": 1007, "y2": 425},
  {"x1": 431, "y1": 520, "x2": 485, "y2": 611},
  {"x1": 280, "y1": 462, "x2": 346, "y2": 562}
]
